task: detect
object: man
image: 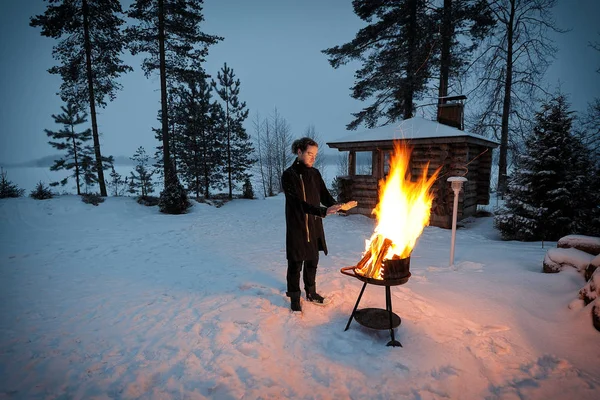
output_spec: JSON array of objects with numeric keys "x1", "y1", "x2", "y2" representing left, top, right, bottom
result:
[{"x1": 281, "y1": 137, "x2": 342, "y2": 312}]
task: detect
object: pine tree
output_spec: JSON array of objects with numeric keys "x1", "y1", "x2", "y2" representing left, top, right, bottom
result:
[
  {"x1": 158, "y1": 165, "x2": 190, "y2": 214},
  {"x1": 322, "y1": 0, "x2": 436, "y2": 129},
  {"x1": 242, "y1": 177, "x2": 254, "y2": 199},
  {"x1": 494, "y1": 93, "x2": 597, "y2": 240},
  {"x1": 212, "y1": 63, "x2": 254, "y2": 199},
  {"x1": 31, "y1": 0, "x2": 132, "y2": 196},
  {"x1": 0, "y1": 168, "x2": 25, "y2": 198},
  {"x1": 129, "y1": 147, "x2": 155, "y2": 198},
  {"x1": 126, "y1": 0, "x2": 222, "y2": 213},
  {"x1": 108, "y1": 165, "x2": 126, "y2": 196},
  {"x1": 45, "y1": 102, "x2": 94, "y2": 195},
  {"x1": 79, "y1": 152, "x2": 99, "y2": 194},
  {"x1": 178, "y1": 71, "x2": 224, "y2": 198},
  {"x1": 435, "y1": 0, "x2": 494, "y2": 99}
]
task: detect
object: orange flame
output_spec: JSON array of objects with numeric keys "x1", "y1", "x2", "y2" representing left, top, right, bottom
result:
[{"x1": 356, "y1": 141, "x2": 440, "y2": 279}]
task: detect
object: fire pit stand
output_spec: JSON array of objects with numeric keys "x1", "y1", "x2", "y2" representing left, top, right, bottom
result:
[{"x1": 340, "y1": 265, "x2": 411, "y2": 347}]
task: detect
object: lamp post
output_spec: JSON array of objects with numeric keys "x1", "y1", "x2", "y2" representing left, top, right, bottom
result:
[{"x1": 447, "y1": 176, "x2": 467, "y2": 267}]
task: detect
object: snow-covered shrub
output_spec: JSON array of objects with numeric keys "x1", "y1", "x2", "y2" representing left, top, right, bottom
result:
[
  {"x1": 29, "y1": 181, "x2": 53, "y2": 200},
  {"x1": 81, "y1": 193, "x2": 104, "y2": 206},
  {"x1": 137, "y1": 195, "x2": 159, "y2": 207},
  {"x1": 0, "y1": 168, "x2": 24, "y2": 198}
]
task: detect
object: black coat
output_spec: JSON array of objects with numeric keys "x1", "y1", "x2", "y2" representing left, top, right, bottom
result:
[{"x1": 282, "y1": 159, "x2": 337, "y2": 261}]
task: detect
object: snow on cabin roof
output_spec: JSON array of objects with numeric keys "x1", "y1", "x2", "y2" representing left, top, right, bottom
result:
[{"x1": 327, "y1": 116, "x2": 499, "y2": 146}]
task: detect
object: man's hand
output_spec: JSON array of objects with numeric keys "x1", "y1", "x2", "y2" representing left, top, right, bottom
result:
[{"x1": 326, "y1": 204, "x2": 343, "y2": 215}]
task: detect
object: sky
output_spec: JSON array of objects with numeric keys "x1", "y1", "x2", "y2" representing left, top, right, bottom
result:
[
  {"x1": 1, "y1": 193, "x2": 599, "y2": 398},
  {"x1": 0, "y1": 0, "x2": 599, "y2": 165}
]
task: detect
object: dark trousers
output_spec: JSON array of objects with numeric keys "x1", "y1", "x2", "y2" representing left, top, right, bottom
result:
[{"x1": 286, "y1": 258, "x2": 318, "y2": 297}]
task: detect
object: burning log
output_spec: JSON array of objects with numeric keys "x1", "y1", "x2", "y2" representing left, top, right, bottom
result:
[
  {"x1": 356, "y1": 236, "x2": 393, "y2": 279},
  {"x1": 356, "y1": 249, "x2": 372, "y2": 271}
]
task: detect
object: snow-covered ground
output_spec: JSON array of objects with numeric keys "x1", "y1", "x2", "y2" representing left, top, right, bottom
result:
[{"x1": 1, "y1": 194, "x2": 599, "y2": 399}]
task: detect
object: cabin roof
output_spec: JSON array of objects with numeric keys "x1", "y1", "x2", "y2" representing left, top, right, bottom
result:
[{"x1": 327, "y1": 117, "x2": 499, "y2": 148}]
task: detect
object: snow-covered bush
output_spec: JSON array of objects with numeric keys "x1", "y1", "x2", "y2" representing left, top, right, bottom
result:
[
  {"x1": 81, "y1": 193, "x2": 104, "y2": 206},
  {"x1": 158, "y1": 168, "x2": 190, "y2": 214},
  {"x1": 137, "y1": 195, "x2": 159, "y2": 207}
]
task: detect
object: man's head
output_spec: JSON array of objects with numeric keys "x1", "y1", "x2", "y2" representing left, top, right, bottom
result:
[{"x1": 292, "y1": 137, "x2": 318, "y2": 168}]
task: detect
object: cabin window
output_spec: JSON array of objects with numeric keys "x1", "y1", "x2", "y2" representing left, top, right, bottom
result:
[{"x1": 355, "y1": 151, "x2": 372, "y2": 175}]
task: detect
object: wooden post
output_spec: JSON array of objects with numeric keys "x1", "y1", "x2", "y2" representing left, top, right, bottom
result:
[
  {"x1": 349, "y1": 151, "x2": 356, "y2": 176},
  {"x1": 372, "y1": 149, "x2": 379, "y2": 179}
]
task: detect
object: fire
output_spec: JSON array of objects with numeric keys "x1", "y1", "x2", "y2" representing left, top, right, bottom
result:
[{"x1": 356, "y1": 141, "x2": 439, "y2": 279}]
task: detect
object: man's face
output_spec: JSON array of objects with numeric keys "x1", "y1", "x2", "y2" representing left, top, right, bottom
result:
[{"x1": 298, "y1": 144, "x2": 318, "y2": 168}]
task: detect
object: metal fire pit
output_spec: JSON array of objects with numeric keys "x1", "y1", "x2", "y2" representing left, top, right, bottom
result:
[{"x1": 340, "y1": 257, "x2": 411, "y2": 347}]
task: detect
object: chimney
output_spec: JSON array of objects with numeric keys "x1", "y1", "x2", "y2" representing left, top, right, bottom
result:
[{"x1": 437, "y1": 95, "x2": 466, "y2": 130}]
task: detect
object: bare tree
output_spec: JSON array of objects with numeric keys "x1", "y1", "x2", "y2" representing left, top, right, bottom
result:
[
  {"x1": 271, "y1": 108, "x2": 293, "y2": 192},
  {"x1": 252, "y1": 111, "x2": 270, "y2": 198},
  {"x1": 336, "y1": 153, "x2": 349, "y2": 177},
  {"x1": 467, "y1": 0, "x2": 564, "y2": 196},
  {"x1": 582, "y1": 35, "x2": 600, "y2": 165},
  {"x1": 591, "y1": 33, "x2": 600, "y2": 73},
  {"x1": 577, "y1": 99, "x2": 600, "y2": 168}
]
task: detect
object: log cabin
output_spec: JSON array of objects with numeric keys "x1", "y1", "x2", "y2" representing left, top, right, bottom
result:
[{"x1": 326, "y1": 96, "x2": 499, "y2": 228}]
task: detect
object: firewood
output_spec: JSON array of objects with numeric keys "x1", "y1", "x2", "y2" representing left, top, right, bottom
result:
[
  {"x1": 364, "y1": 237, "x2": 393, "y2": 277},
  {"x1": 355, "y1": 249, "x2": 372, "y2": 271}
]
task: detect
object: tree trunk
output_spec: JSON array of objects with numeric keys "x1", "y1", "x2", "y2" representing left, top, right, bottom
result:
[
  {"x1": 404, "y1": 0, "x2": 418, "y2": 119},
  {"x1": 82, "y1": 0, "x2": 107, "y2": 196},
  {"x1": 226, "y1": 99, "x2": 232, "y2": 200},
  {"x1": 71, "y1": 133, "x2": 81, "y2": 196},
  {"x1": 498, "y1": 0, "x2": 515, "y2": 197},
  {"x1": 158, "y1": 0, "x2": 172, "y2": 183},
  {"x1": 438, "y1": 0, "x2": 452, "y2": 101}
]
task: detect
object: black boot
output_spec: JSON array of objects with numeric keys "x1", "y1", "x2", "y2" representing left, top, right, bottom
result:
[
  {"x1": 306, "y1": 286, "x2": 330, "y2": 306},
  {"x1": 288, "y1": 291, "x2": 302, "y2": 312}
]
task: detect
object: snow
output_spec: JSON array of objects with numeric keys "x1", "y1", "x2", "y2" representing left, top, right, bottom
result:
[
  {"x1": 1, "y1": 194, "x2": 600, "y2": 399},
  {"x1": 327, "y1": 116, "x2": 499, "y2": 145}
]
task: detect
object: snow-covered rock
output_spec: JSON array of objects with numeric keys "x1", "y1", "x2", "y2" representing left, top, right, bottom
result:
[
  {"x1": 542, "y1": 247, "x2": 595, "y2": 274},
  {"x1": 593, "y1": 299, "x2": 600, "y2": 332},
  {"x1": 586, "y1": 254, "x2": 600, "y2": 281},
  {"x1": 557, "y1": 234, "x2": 600, "y2": 255},
  {"x1": 580, "y1": 266, "x2": 599, "y2": 304}
]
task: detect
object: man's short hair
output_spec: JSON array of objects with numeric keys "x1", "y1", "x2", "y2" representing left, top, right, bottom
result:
[{"x1": 292, "y1": 137, "x2": 318, "y2": 154}]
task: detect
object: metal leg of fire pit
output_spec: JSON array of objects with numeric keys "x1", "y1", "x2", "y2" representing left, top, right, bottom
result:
[
  {"x1": 385, "y1": 286, "x2": 402, "y2": 347},
  {"x1": 344, "y1": 282, "x2": 367, "y2": 331}
]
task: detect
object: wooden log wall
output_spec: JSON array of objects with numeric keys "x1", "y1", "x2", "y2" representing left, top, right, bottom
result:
[{"x1": 340, "y1": 139, "x2": 495, "y2": 227}]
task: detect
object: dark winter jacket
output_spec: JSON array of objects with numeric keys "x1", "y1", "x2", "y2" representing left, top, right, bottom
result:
[{"x1": 282, "y1": 159, "x2": 337, "y2": 261}]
